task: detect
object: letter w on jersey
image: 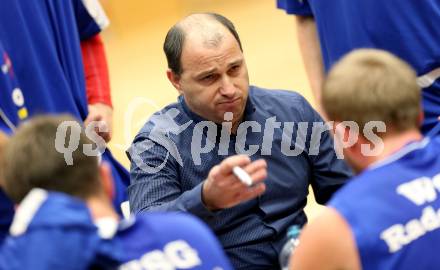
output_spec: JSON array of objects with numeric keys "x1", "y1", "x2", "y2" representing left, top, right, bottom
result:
[{"x1": 396, "y1": 174, "x2": 440, "y2": 206}]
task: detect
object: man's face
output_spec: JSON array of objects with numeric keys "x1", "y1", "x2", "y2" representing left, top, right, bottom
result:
[{"x1": 170, "y1": 29, "x2": 249, "y2": 126}]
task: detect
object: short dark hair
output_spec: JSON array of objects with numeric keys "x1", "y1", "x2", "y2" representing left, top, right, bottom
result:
[
  {"x1": 163, "y1": 13, "x2": 243, "y2": 75},
  {"x1": 3, "y1": 115, "x2": 101, "y2": 203}
]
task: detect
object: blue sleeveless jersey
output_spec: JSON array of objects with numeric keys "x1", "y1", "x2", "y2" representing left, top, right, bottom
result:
[
  {"x1": 0, "y1": 189, "x2": 232, "y2": 270},
  {"x1": 95, "y1": 214, "x2": 233, "y2": 270},
  {"x1": 277, "y1": 0, "x2": 440, "y2": 134},
  {"x1": 0, "y1": 0, "x2": 129, "y2": 217},
  {"x1": 0, "y1": 190, "x2": 102, "y2": 270},
  {"x1": 329, "y1": 137, "x2": 440, "y2": 269}
]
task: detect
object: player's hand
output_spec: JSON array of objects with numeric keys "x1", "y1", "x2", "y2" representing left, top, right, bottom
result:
[
  {"x1": 202, "y1": 155, "x2": 267, "y2": 211},
  {"x1": 84, "y1": 103, "x2": 113, "y2": 143}
]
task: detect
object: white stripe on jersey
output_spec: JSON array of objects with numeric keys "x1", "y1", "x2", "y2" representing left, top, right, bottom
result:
[
  {"x1": 368, "y1": 138, "x2": 430, "y2": 171},
  {"x1": 81, "y1": 0, "x2": 110, "y2": 30},
  {"x1": 0, "y1": 107, "x2": 16, "y2": 131},
  {"x1": 9, "y1": 189, "x2": 48, "y2": 236},
  {"x1": 417, "y1": 67, "x2": 440, "y2": 88}
]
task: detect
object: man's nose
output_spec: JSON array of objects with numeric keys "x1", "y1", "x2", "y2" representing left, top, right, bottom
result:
[{"x1": 219, "y1": 76, "x2": 236, "y2": 97}]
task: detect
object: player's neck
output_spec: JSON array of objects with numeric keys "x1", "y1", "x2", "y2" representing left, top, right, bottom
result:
[
  {"x1": 368, "y1": 128, "x2": 423, "y2": 165},
  {"x1": 86, "y1": 195, "x2": 119, "y2": 221}
]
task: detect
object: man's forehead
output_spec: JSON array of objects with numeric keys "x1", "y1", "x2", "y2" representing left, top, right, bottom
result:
[
  {"x1": 181, "y1": 42, "x2": 242, "y2": 73},
  {"x1": 181, "y1": 30, "x2": 240, "y2": 64}
]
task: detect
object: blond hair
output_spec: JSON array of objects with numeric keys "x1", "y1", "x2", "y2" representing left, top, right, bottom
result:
[
  {"x1": 3, "y1": 115, "x2": 101, "y2": 203},
  {"x1": 323, "y1": 49, "x2": 420, "y2": 133}
]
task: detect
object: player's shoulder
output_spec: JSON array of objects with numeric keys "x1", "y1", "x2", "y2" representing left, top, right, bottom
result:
[
  {"x1": 133, "y1": 212, "x2": 208, "y2": 232},
  {"x1": 134, "y1": 101, "x2": 184, "y2": 138},
  {"x1": 250, "y1": 85, "x2": 306, "y2": 101},
  {"x1": 1, "y1": 190, "x2": 101, "y2": 270},
  {"x1": 113, "y1": 213, "x2": 233, "y2": 270},
  {"x1": 122, "y1": 212, "x2": 219, "y2": 248},
  {"x1": 292, "y1": 207, "x2": 360, "y2": 270},
  {"x1": 9, "y1": 189, "x2": 95, "y2": 237}
]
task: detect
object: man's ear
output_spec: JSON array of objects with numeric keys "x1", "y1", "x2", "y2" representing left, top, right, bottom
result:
[
  {"x1": 333, "y1": 120, "x2": 361, "y2": 155},
  {"x1": 166, "y1": 69, "x2": 183, "y2": 95},
  {"x1": 99, "y1": 162, "x2": 114, "y2": 200}
]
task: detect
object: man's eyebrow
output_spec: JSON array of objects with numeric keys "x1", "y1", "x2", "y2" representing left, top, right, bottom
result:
[
  {"x1": 195, "y1": 68, "x2": 217, "y2": 78},
  {"x1": 228, "y1": 59, "x2": 243, "y2": 67}
]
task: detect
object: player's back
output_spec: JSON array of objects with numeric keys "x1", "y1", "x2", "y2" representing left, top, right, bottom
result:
[
  {"x1": 0, "y1": 188, "x2": 233, "y2": 270},
  {"x1": 329, "y1": 137, "x2": 440, "y2": 269},
  {"x1": 0, "y1": 189, "x2": 102, "y2": 270},
  {"x1": 95, "y1": 212, "x2": 233, "y2": 270}
]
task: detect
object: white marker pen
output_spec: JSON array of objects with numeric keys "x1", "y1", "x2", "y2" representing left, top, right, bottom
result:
[{"x1": 232, "y1": 166, "x2": 253, "y2": 187}]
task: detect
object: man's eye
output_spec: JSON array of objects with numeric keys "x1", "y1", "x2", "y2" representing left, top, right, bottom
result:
[
  {"x1": 230, "y1": 65, "x2": 240, "y2": 73},
  {"x1": 201, "y1": 74, "x2": 216, "y2": 82}
]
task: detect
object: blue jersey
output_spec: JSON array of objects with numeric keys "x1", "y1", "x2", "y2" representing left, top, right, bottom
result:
[
  {"x1": 0, "y1": 0, "x2": 129, "y2": 214},
  {"x1": 0, "y1": 189, "x2": 233, "y2": 270},
  {"x1": 0, "y1": 190, "x2": 13, "y2": 245},
  {"x1": 0, "y1": 189, "x2": 102, "y2": 270},
  {"x1": 0, "y1": 41, "x2": 24, "y2": 245},
  {"x1": 277, "y1": 0, "x2": 440, "y2": 134},
  {"x1": 328, "y1": 137, "x2": 440, "y2": 269},
  {"x1": 95, "y1": 215, "x2": 233, "y2": 270},
  {"x1": 0, "y1": 41, "x2": 28, "y2": 133}
]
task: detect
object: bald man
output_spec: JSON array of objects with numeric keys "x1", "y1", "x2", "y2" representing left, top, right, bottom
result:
[{"x1": 127, "y1": 13, "x2": 352, "y2": 269}]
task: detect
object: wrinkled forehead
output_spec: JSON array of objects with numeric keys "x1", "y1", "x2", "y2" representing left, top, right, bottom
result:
[
  {"x1": 180, "y1": 17, "x2": 229, "y2": 49},
  {"x1": 180, "y1": 30, "x2": 242, "y2": 72}
]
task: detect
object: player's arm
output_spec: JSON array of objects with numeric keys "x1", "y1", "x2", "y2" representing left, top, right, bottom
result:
[
  {"x1": 0, "y1": 229, "x2": 95, "y2": 270},
  {"x1": 296, "y1": 15, "x2": 326, "y2": 117},
  {"x1": 301, "y1": 96, "x2": 352, "y2": 204},
  {"x1": 289, "y1": 207, "x2": 361, "y2": 270},
  {"x1": 75, "y1": 0, "x2": 113, "y2": 143},
  {"x1": 81, "y1": 34, "x2": 113, "y2": 143}
]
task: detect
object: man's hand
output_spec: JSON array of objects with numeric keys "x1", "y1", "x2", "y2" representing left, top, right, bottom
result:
[
  {"x1": 84, "y1": 103, "x2": 113, "y2": 143},
  {"x1": 202, "y1": 155, "x2": 267, "y2": 211}
]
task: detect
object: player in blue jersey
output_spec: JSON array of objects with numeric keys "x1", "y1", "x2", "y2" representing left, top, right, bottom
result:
[
  {"x1": 0, "y1": 0, "x2": 129, "y2": 218},
  {"x1": 0, "y1": 115, "x2": 233, "y2": 270},
  {"x1": 277, "y1": 0, "x2": 440, "y2": 134},
  {"x1": 289, "y1": 49, "x2": 440, "y2": 270}
]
